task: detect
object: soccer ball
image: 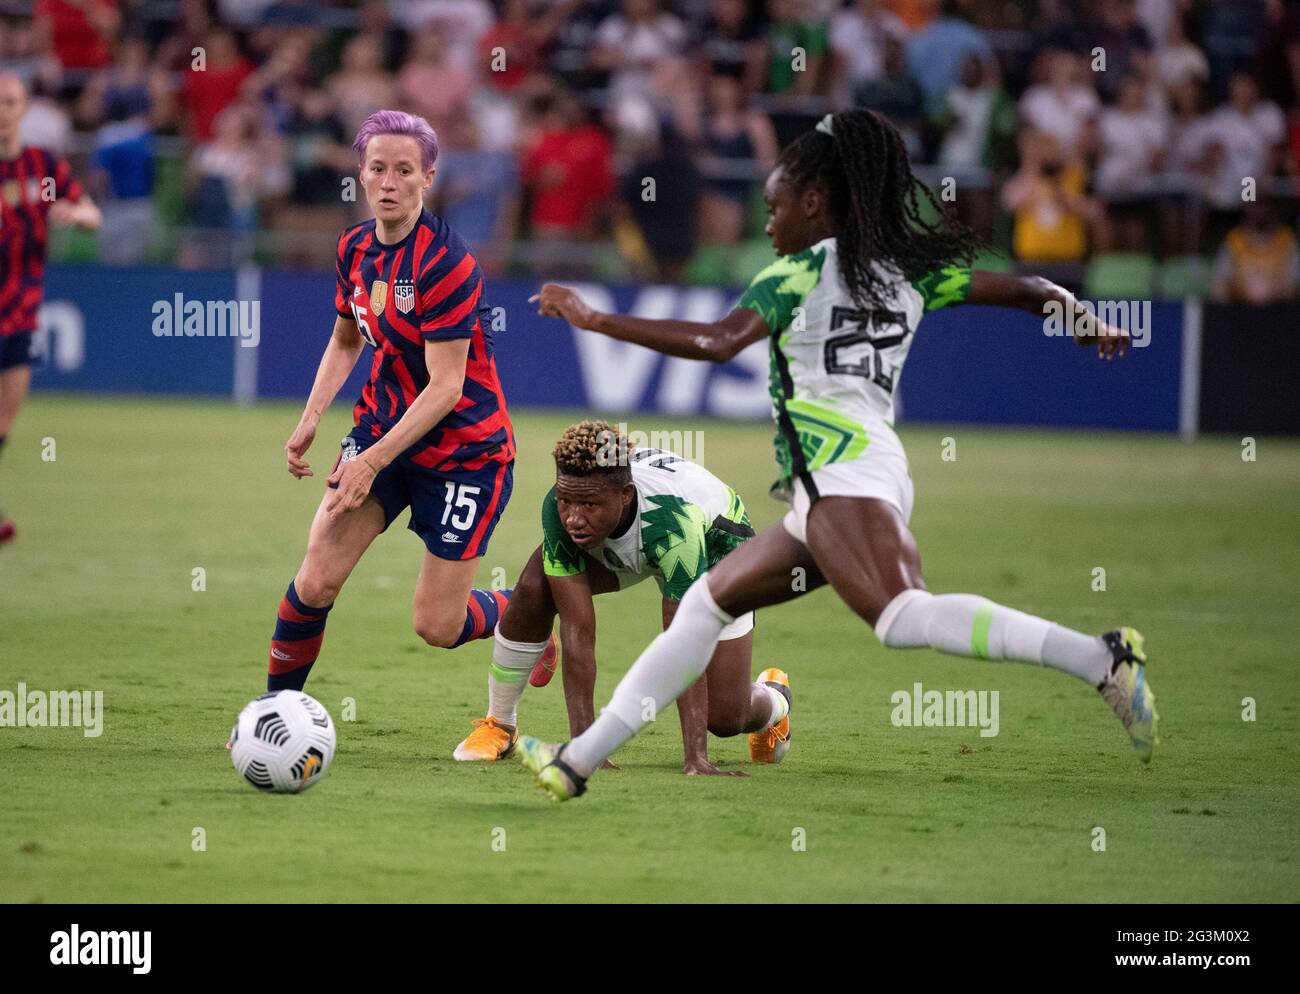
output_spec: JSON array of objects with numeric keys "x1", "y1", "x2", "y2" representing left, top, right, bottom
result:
[{"x1": 229, "y1": 691, "x2": 336, "y2": 793}]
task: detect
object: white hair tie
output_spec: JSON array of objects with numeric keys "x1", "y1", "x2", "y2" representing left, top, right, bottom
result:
[{"x1": 815, "y1": 113, "x2": 834, "y2": 137}]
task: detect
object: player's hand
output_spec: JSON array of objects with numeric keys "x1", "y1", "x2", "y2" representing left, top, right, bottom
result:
[
  {"x1": 599, "y1": 759, "x2": 620, "y2": 771},
  {"x1": 1073, "y1": 314, "x2": 1131, "y2": 359},
  {"x1": 529, "y1": 283, "x2": 600, "y2": 330},
  {"x1": 1064, "y1": 295, "x2": 1130, "y2": 360},
  {"x1": 683, "y1": 758, "x2": 748, "y2": 777},
  {"x1": 47, "y1": 199, "x2": 78, "y2": 226},
  {"x1": 325, "y1": 456, "x2": 377, "y2": 516},
  {"x1": 285, "y1": 420, "x2": 317, "y2": 478},
  {"x1": 1090, "y1": 320, "x2": 1130, "y2": 360}
]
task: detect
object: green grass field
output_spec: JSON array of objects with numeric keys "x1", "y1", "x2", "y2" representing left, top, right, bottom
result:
[{"x1": 1, "y1": 395, "x2": 1298, "y2": 903}]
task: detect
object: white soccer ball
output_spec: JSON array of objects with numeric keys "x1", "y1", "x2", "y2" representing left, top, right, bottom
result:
[{"x1": 229, "y1": 690, "x2": 336, "y2": 793}]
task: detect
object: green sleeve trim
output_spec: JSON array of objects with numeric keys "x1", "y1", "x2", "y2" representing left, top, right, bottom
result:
[
  {"x1": 735, "y1": 247, "x2": 825, "y2": 334},
  {"x1": 639, "y1": 495, "x2": 710, "y2": 601},
  {"x1": 541, "y1": 487, "x2": 585, "y2": 577},
  {"x1": 912, "y1": 265, "x2": 972, "y2": 313}
]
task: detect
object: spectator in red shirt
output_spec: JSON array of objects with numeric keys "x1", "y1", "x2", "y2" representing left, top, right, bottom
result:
[
  {"x1": 519, "y1": 86, "x2": 614, "y2": 241},
  {"x1": 179, "y1": 28, "x2": 254, "y2": 142},
  {"x1": 34, "y1": 0, "x2": 119, "y2": 72}
]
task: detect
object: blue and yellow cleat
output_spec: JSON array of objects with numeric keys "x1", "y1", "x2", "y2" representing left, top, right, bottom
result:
[
  {"x1": 1098, "y1": 628, "x2": 1159, "y2": 764},
  {"x1": 515, "y1": 735, "x2": 587, "y2": 802}
]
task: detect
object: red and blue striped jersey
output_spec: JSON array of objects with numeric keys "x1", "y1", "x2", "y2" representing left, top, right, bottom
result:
[
  {"x1": 334, "y1": 209, "x2": 514, "y2": 472},
  {"x1": 0, "y1": 147, "x2": 84, "y2": 336}
]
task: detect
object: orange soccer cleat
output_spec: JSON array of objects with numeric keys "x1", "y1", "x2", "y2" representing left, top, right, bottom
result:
[
  {"x1": 749, "y1": 667, "x2": 792, "y2": 764},
  {"x1": 453, "y1": 715, "x2": 519, "y2": 761}
]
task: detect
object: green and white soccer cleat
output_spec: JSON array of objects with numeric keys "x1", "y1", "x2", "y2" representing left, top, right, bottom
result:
[
  {"x1": 515, "y1": 735, "x2": 587, "y2": 802},
  {"x1": 1098, "y1": 627, "x2": 1159, "y2": 764}
]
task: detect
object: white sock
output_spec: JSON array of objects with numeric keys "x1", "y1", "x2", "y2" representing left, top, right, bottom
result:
[
  {"x1": 488, "y1": 632, "x2": 547, "y2": 726},
  {"x1": 565, "y1": 577, "x2": 732, "y2": 777},
  {"x1": 874, "y1": 589, "x2": 1110, "y2": 684},
  {"x1": 758, "y1": 682, "x2": 789, "y2": 729}
]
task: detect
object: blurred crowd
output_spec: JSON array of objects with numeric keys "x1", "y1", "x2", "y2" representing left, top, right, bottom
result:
[{"x1": 4, "y1": 0, "x2": 1300, "y2": 302}]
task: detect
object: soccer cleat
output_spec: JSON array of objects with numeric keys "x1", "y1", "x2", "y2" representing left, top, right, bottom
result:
[
  {"x1": 515, "y1": 735, "x2": 586, "y2": 802},
  {"x1": 528, "y1": 634, "x2": 560, "y2": 688},
  {"x1": 453, "y1": 715, "x2": 519, "y2": 761},
  {"x1": 0, "y1": 519, "x2": 15, "y2": 545},
  {"x1": 749, "y1": 667, "x2": 792, "y2": 764},
  {"x1": 1098, "y1": 628, "x2": 1159, "y2": 764}
]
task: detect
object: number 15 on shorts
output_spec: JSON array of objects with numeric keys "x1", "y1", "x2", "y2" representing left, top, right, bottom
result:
[{"x1": 442, "y1": 482, "x2": 481, "y2": 532}]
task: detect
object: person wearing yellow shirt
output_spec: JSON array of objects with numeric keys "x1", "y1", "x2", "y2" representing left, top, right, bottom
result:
[
  {"x1": 1002, "y1": 130, "x2": 1101, "y2": 263},
  {"x1": 1211, "y1": 203, "x2": 1300, "y2": 304}
]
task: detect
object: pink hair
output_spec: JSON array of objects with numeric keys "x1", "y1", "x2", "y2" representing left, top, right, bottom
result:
[{"x1": 352, "y1": 109, "x2": 439, "y2": 170}]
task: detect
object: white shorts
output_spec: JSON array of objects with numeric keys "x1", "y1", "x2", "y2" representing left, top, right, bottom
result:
[
  {"x1": 615, "y1": 567, "x2": 754, "y2": 641},
  {"x1": 782, "y1": 430, "x2": 914, "y2": 546}
]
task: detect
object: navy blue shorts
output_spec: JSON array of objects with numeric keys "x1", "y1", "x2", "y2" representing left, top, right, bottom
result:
[
  {"x1": 0, "y1": 332, "x2": 36, "y2": 371},
  {"x1": 329, "y1": 426, "x2": 513, "y2": 561}
]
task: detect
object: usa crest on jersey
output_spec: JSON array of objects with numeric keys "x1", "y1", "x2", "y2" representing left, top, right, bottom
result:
[{"x1": 394, "y1": 279, "x2": 416, "y2": 314}]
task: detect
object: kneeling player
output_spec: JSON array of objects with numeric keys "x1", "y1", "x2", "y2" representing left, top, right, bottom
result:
[{"x1": 453, "y1": 421, "x2": 791, "y2": 775}]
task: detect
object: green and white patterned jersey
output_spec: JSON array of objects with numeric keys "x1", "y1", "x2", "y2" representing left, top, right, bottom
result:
[
  {"x1": 735, "y1": 236, "x2": 971, "y2": 490},
  {"x1": 541, "y1": 449, "x2": 753, "y2": 600}
]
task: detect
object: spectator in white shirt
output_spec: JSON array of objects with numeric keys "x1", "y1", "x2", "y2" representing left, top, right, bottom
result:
[
  {"x1": 1019, "y1": 51, "x2": 1099, "y2": 160},
  {"x1": 592, "y1": 0, "x2": 689, "y2": 107},
  {"x1": 828, "y1": 0, "x2": 905, "y2": 111},
  {"x1": 1192, "y1": 73, "x2": 1287, "y2": 245},
  {"x1": 1096, "y1": 73, "x2": 1168, "y2": 251},
  {"x1": 1160, "y1": 76, "x2": 1213, "y2": 254},
  {"x1": 1155, "y1": 11, "x2": 1208, "y2": 95}
]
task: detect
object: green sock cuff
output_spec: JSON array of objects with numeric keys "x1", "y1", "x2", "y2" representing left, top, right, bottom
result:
[
  {"x1": 489, "y1": 660, "x2": 531, "y2": 683},
  {"x1": 970, "y1": 604, "x2": 995, "y2": 659}
]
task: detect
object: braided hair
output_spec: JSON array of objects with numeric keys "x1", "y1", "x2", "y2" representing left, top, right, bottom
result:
[
  {"x1": 777, "y1": 109, "x2": 982, "y2": 311},
  {"x1": 553, "y1": 420, "x2": 632, "y2": 486}
]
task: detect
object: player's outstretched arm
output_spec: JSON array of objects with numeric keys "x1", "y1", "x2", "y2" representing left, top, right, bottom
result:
[
  {"x1": 285, "y1": 316, "x2": 367, "y2": 478},
  {"x1": 49, "y1": 194, "x2": 102, "y2": 231},
  {"x1": 548, "y1": 573, "x2": 606, "y2": 745},
  {"x1": 662, "y1": 596, "x2": 746, "y2": 778},
  {"x1": 967, "y1": 270, "x2": 1130, "y2": 359},
  {"x1": 530, "y1": 283, "x2": 769, "y2": 362}
]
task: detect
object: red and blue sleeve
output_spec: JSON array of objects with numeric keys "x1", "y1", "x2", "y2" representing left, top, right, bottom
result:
[
  {"x1": 334, "y1": 231, "x2": 352, "y2": 319},
  {"x1": 50, "y1": 154, "x2": 84, "y2": 203},
  {"x1": 417, "y1": 246, "x2": 482, "y2": 342}
]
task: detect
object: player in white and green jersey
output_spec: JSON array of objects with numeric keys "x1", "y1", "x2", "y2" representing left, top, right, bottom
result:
[
  {"x1": 453, "y1": 420, "x2": 792, "y2": 775},
  {"x1": 517, "y1": 108, "x2": 1158, "y2": 801}
]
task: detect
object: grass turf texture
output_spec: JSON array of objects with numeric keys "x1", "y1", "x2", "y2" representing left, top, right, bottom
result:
[{"x1": 2, "y1": 395, "x2": 1298, "y2": 903}]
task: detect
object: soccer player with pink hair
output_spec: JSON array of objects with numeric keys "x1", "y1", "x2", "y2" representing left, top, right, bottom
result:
[{"x1": 263, "y1": 109, "x2": 523, "y2": 693}]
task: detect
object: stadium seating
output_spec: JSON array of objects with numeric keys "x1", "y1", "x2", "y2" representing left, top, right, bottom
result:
[{"x1": 1157, "y1": 256, "x2": 1210, "y2": 299}]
